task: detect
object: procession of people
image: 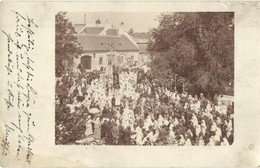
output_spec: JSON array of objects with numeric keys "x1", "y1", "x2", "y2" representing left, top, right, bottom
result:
[{"x1": 55, "y1": 63, "x2": 234, "y2": 146}]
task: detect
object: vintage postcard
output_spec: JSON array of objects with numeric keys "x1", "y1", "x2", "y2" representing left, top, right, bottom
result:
[{"x1": 0, "y1": 1, "x2": 259, "y2": 168}]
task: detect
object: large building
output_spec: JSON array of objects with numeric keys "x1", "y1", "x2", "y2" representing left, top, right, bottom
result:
[
  {"x1": 130, "y1": 36, "x2": 150, "y2": 65},
  {"x1": 72, "y1": 23, "x2": 140, "y2": 72}
]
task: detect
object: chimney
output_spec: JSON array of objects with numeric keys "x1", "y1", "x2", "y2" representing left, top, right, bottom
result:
[
  {"x1": 96, "y1": 19, "x2": 101, "y2": 26},
  {"x1": 84, "y1": 14, "x2": 86, "y2": 25},
  {"x1": 118, "y1": 22, "x2": 124, "y2": 35}
]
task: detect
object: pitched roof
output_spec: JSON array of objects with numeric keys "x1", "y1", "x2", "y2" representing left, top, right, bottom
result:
[
  {"x1": 74, "y1": 24, "x2": 85, "y2": 33},
  {"x1": 106, "y1": 28, "x2": 118, "y2": 36},
  {"x1": 131, "y1": 36, "x2": 149, "y2": 44},
  {"x1": 75, "y1": 34, "x2": 139, "y2": 52},
  {"x1": 80, "y1": 27, "x2": 104, "y2": 35},
  {"x1": 137, "y1": 43, "x2": 148, "y2": 53},
  {"x1": 131, "y1": 32, "x2": 152, "y2": 41}
]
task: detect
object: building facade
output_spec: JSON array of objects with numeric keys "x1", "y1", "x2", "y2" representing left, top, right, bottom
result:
[
  {"x1": 131, "y1": 36, "x2": 151, "y2": 65},
  {"x1": 72, "y1": 23, "x2": 140, "y2": 72}
]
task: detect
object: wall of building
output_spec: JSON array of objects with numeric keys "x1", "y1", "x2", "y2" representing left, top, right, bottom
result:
[
  {"x1": 92, "y1": 52, "x2": 107, "y2": 70},
  {"x1": 139, "y1": 53, "x2": 150, "y2": 65},
  {"x1": 73, "y1": 51, "x2": 140, "y2": 72},
  {"x1": 116, "y1": 51, "x2": 139, "y2": 65}
]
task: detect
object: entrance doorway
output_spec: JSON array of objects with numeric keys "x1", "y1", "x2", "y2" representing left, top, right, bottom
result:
[{"x1": 81, "y1": 55, "x2": 92, "y2": 70}]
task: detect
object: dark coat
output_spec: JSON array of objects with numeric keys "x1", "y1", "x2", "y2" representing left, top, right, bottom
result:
[
  {"x1": 123, "y1": 128, "x2": 131, "y2": 144},
  {"x1": 111, "y1": 126, "x2": 119, "y2": 138}
]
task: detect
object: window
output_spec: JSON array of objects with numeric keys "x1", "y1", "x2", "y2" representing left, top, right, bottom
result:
[
  {"x1": 118, "y1": 55, "x2": 124, "y2": 64},
  {"x1": 131, "y1": 55, "x2": 134, "y2": 61},
  {"x1": 99, "y1": 56, "x2": 103, "y2": 65}
]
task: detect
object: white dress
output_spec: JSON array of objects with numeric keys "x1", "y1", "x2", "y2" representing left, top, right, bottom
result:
[{"x1": 85, "y1": 119, "x2": 93, "y2": 136}]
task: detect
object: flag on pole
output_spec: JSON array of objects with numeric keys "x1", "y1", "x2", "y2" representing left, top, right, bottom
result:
[
  {"x1": 137, "y1": 69, "x2": 144, "y2": 84},
  {"x1": 113, "y1": 66, "x2": 120, "y2": 89}
]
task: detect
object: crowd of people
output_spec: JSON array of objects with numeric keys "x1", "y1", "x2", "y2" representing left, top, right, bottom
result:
[{"x1": 55, "y1": 63, "x2": 234, "y2": 146}]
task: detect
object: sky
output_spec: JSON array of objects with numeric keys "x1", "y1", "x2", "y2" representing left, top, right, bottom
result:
[{"x1": 66, "y1": 12, "x2": 161, "y2": 33}]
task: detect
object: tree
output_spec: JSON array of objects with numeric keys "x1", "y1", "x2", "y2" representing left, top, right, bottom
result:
[
  {"x1": 148, "y1": 12, "x2": 234, "y2": 98},
  {"x1": 55, "y1": 12, "x2": 83, "y2": 77}
]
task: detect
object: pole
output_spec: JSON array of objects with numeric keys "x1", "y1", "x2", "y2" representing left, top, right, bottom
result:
[
  {"x1": 107, "y1": 46, "x2": 113, "y2": 96},
  {"x1": 175, "y1": 74, "x2": 177, "y2": 93},
  {"x1": 182, "y1": 81, "x2": 184, "y2": 93},
  {"x1": 110, "y1": 43, "x2": 115, "y2": 97}
]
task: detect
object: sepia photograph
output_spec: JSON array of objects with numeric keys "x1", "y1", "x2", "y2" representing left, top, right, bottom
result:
[
  {"x1": 2, "y1": 1, "x2": 260, "y2": 167},
  {"x1": 55, "y1": 12, "x2": 234, "y2": 146}
]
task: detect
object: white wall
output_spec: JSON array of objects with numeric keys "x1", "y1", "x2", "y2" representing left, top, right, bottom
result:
[
  {"x1": 73, "y1": 51, "x2": 140, "y2": 72},
  {"x1": 92, "y1": 53, "x2": 107, "y2": 70},
  {"x1": 139, "y1": 53, "x2": 150, "y2": 65}
]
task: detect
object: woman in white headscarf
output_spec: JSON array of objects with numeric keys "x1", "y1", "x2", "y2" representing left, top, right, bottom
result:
[
  {"x1": 169, "y1": 128, "x2": 176, "y2": 145},
  {"x1": 226, "y1": 126, "x2": 233, "y2": 140},
  {"x1": 210, "y1": 122, "x2": 217, "y2": 133},
  {"x1": 184, "y1": 102, "x2": 189, "y2": 110},
  {"x1": 85, "y1": 115, "x2": 94, "y2": 137},
  {"x1": 93, "y1": 116, "x2": 102, "y2": 140},
  {"x1": 178, "y1": 135, "x2": 186, "y2": 146},
  {"x1": 186, "y1": 129, "x2": 194, "y2": 140},
  {"x1": 200, "y1": 120, "x2": 207, "y2": 137},
  {"x1": 214, "y1": 127, "x2": 222, "y2": 144},
  {"x1": 195, "y1": 124, "x2": 201, "y2": 137},
  {"x1": 142, "y1": 129, "x2": 154, "y2": 145},
  {"x1": 135, "y1": 126, "x2": 144, "y2": 145},
  {"x1": 158, "y1": 115, "x2": 164, "y2": 127},
  {"x1": 221, "y1": 137, "x2": 229, "y2": 146},
  {"x1": 227, "y1": 119, "x2": 233, "y2": 129},
  {"x1": 207, "y1": 137, "x2": 215, "y2": 146},
  {"x1": 163, "y1": 117, "x2": 169, "y2": 126},
  {"x1": 144, "y1": 115, "x2": 153, "y2": 131},
  {"x1": 205, "y1": 103, "x2": 212, "y2": 113},
  {"x1": 185, "y1": 138, "x2": 192, "y2": 146},
  {"x1": 168, "y1": 117, "x2": 174, "y2": 130},
  {"x1": 152, "y1": 129, "x2": 159, "y2": 144},
  {"x1": 215, "y1": 117, "x2": 222, "y2": 126},
  {"x1": 195, "y1": 100, "x2": 201, "y2": 113},
  {"x1": 173, "y1": 117, "x2": 179, "y2": 127},
  {"x1": 198, "y1": 137, "x2": 205, "y2": 146},
  {"x1": 190, "y1": 114, "x2": 198, "y2": 126}
]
